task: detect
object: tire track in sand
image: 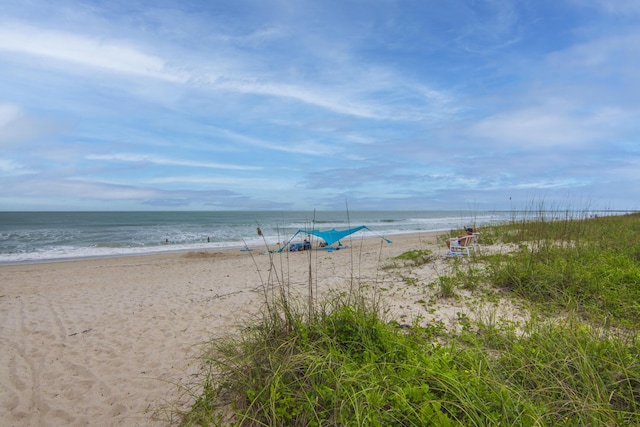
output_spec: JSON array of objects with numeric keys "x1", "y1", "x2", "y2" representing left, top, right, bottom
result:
[{"x1": 0, "y1": 292, "x2": 96, "y2": 426}]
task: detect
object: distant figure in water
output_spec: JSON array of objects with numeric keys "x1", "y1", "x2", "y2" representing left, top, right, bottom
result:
[
  {"x1": 207, "y1": 236, "x2": 210, "y2": 242},
  {"x1": 165, "y1": 238, "x2": 169, "y2": 244},
  {"x1": 257, "y1": 227, "x2": 262, "y2": 236}
]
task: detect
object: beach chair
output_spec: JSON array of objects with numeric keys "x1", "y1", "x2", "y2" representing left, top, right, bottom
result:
[
  {"x1": 446, "y1": 234, "x2": 474, "y2": 256},
  {"x1": 470, "y1": 233, "x2": 480, "y2": 253}
]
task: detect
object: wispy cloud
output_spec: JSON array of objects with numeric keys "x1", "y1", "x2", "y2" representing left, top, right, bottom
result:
[
  {"x1": 1, "y1": 1, "x2": 639, "y2": 210},
  {"x1": 0, "y1": 22, "x2": 187, "y2": 82},
  {"x1": 0, "y1": 19, "x2": 456, "y2": 123},
  {"x1": 146, "y1": 175, "x2": 292, "y2": 190},
  {"x1": 0, "y1": 103, "x2": 64, "y2": 148},
  {"x1": 214, "y1": 128, "x2": 335, "y2": 156},
  {"x1": 0, "y1": 103, "x2": 21, "y2": 127},
  {"x1": 0, "y1": 158, "x2": 33, "y2": 176},
  {"x1": 85, "y1": 154, "x2": 261, "y2": 171},
  {"x1": 468, "y1": 108, "x2": 615, "y2": 148},
  {"x1": 570, "y1": 0, "x2": 640, "y2": 15}
]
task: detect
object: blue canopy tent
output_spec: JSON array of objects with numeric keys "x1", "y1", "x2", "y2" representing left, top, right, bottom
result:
[{"x1": 276, "y1": 225, "x2": 392, "y2": 252}]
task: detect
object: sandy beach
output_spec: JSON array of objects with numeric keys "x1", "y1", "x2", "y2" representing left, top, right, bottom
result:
[{"x1": 0, "y1": 231, "x2": 515, "y2": 426}]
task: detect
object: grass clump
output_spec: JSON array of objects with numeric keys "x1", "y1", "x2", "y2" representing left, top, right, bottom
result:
[
  {"x1": 183, "y1": 293, "x2": 540, "y2": 426},
  {"x1": 479, "y1": 212, "x2": 640, "y2": 327},
  {"x1": 181, "y1": 293, "x2": 640, "y2": 426},
  {"x1": 177, "y1": 210, "x2": 640, "y2": 426},
  {"x1": 461, "y1": 316, "x2": 640, "y2": 426},
  {"x1": 382, "y1": 248, "x2": 434, "y2": 269},
  {"x1": 184, "y1": 294, "x2": 440, "y2": 425}
]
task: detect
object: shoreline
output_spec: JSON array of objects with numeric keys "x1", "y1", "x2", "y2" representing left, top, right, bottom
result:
[
  {"x1": 1, "y1": 231, "x2": 453, "y2": 426},
  {"x1": 0, "y1": 229, "x2": 443, "y2": 267}
]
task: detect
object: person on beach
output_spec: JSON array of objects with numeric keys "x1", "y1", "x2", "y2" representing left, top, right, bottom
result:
[{"x1": 446, "y1": 227, "x2": 474, "y2": 249}]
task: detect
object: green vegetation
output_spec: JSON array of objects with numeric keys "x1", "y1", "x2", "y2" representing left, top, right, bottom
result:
[
  {"x1": 177, "y1": 212, "x2": 640, "y2": 426},
  {"x1": 481, "y1": 212, "x2": 640, "y2": 327},
  {"x1": 393, "y1": 248, "x2": 433, "y2": 264},
  {"x1": 382, "y1": 248, "x2": 433, "y2": 269}
]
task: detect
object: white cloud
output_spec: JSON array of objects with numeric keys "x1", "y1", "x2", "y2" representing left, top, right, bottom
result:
[
  {"x1": 470, "y1": 110, "x2": 585, "y2": 147},
  {"x1": 217, "y1": 128, "x2": 334, "y2": 156},
  {"x1": 0, "y1": 158, "x2": 33, "y2": 176},
  {"x1": 0, "y1": 103, "x2": 22, "y2": 127},
  {"x1": 1, "y1": 2, "x2": 638, "y2": 210},
  {"x1": 0, "y1": 103, "x2": 64, "y2": 147},
  {"x1": 547, "y1": 32, "x2": 640, "y2": 72},
  {"x1": 468, "y1": 106, "x2": 633, "y2": 148},
  {"x1": 85, "y1": 153, "x2": 261, "y2": 171},
  {"x1": 0, "y1": 22, "x2": 188, "y2": 82},
  {"x1": 0, "y1": 17, "x2": 455, "y2": 123},
  {"x1": 146, "y1": 175, "x2": 291, "y2": 190},
  {"x1": 214, "y1": 78, "x2": 381, "y2": 119},
  {"x1": 512, "y1": 179, "x2": 587, "y2": 190}
]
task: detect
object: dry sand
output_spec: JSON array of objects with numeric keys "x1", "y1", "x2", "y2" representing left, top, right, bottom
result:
[{"x1": 0, "y1": 232, "x2": 522, "y2": 426}]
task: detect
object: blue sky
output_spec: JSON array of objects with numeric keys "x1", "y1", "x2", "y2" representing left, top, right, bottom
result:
[{"x1": 1, "y1": 0, "x2": 639, "y2": 211}]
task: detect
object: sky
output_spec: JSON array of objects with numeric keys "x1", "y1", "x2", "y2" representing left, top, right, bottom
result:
[{"x1": 1, "y1": 0, "x2": 639, "y2": 211}]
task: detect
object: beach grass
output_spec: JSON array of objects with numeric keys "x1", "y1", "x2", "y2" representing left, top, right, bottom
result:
[
  {"x1": 177, "y1": 211, "x2": 640, "y2": 426},
  {"x1": 480, "y1": 211, "x2": 640, "y2": 327}
]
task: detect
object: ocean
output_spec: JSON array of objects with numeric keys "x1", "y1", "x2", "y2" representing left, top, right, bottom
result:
[{"x1": 0, "y1": 210, "x2": 516, "y2": 265}]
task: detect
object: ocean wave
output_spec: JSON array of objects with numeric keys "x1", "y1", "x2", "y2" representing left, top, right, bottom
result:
[{"x1": 0, "y1": 210, "x2": 517, "y2": 264}]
